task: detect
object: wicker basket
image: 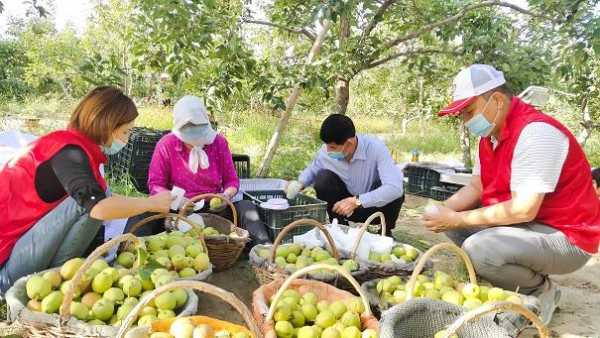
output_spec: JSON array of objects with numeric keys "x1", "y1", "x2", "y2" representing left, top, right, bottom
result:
[
  {"x1": 343, "y1": 212, "x2": 428, "y2": 282},
  {"x1": 440, "y1": 301, "x2": 549, "y2": 338},
  {"x1": 4, "y1": 234, "x2": 198, "y2": 338},
  {"x1": 252, "y1": 264, "x2": 379, "y2": 338},
  {"x1": 363, "y1": 243, "x2": 540, "y2": 321},
  {"x1": 124, "y1": 213, "x2": 214, "y2": 280},
  {"x1": 116, "y1": 280, "x2": 262, "y2": 338},
  {"x1": 179, "y1": 193, "x2": 250, "y2": 271},
  {"x1": 249, "y1": 218, "x2": 340, "y2": 285},
  {"x1": 379, "y1": 299, "x2": 548, "y2": 338}
]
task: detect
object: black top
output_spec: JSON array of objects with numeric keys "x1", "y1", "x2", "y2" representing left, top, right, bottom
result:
[{"x1": 34, "y1": 145, "x2": 107, "y2": 213}]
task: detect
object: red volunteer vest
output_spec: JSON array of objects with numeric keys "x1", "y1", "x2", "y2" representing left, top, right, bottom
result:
[
  {"x1": 0, "y1": 129, "x2": 107, "y2": 265},
  {"x1": 479, "y1": 97, "x2": 600, "y2": 253}
]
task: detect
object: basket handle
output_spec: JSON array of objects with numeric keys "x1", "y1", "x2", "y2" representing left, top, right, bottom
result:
[
  {"x1": 60, "y1": 233, "x2": 141, "y2": 321},
  {"x1": 269, "y1": 218, "x2": 339, "y2": 263},
  {"x1": 125, "y1": 213, "x2": 208, "y2": 253},
  {"x1": 406, "y1": 242, "x2": 477, "y2": 301},
  {"x1": 266, "y1": 263, "x2": 372, "y2": 321},
  {"x1": 178, "y1": 193, "x2": 238, "y2": 227},
  {"x1": 443, "y1": 301, "x2": 549, "y2": 338},
  {"x1": 349, "y1": 212, "x2": 386, "y2": 260},
  {"x1": 116, "y1": 280, "x2": 262, "y2": 338}
]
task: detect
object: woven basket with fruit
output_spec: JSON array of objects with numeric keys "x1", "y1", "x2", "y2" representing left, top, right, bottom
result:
[
  {"x1": 249, "y1": 219, "x2": 367, "y2": 288},
  {"x1": 177, "y1": 193, "x2": 250, "y2": 271},
  {"x1": 4, "y1": 234, "x2": 198, "y2": 338},
  {"x1": 252, "y1": 263, "x2": 379, "y2": 338},
  {"x1": 116, "y1": 280, "x2": 261, "y2": 338}
]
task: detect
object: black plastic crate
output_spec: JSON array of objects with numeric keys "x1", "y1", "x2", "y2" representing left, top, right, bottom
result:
[
  {"x1": 232, "y1": 154, "x2": 250, "y2": 178},
  {"x1": 106, "y1": 127, "x2": 169, "y2": 194},
  {"x1": 243, "y1": 190, "x2": 327, "y2": 243},
  {"x1": 403, "y1": 165, "x2": 442, "y2": 197},
  {"x1": 429, "y1": 184, "x2": 461, "y2": 201}
]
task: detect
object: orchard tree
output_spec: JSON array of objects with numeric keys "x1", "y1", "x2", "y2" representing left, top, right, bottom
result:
[
  {"x1": 246, "y1": 0, "x2": 587, "y2": 175},
  {"x1": 129, "y1": 0, "x2": 258, "y2": 112}
]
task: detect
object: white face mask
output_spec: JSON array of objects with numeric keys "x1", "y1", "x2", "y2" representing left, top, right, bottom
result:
[
  {"x1": 173, "y1": 123, "x2": 216, "y2": 173},
  {"x1": 178, "y1": 124, "x2": 216, "y2": 146}
]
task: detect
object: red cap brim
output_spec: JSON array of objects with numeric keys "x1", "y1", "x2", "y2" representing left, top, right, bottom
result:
[{"x1": 438, "y1": 96, "x2": 476, "y2": 117}]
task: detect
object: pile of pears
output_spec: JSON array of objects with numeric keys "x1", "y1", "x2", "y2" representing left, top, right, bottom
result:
[
  {"x1": 141, "y1": 231, "x2": 211, "y2": 278},
  {"x1": 270, "y1": 289, "x2": 377, "y2": 338},
  {"x1": 182, "y1": 197, "x2": 241, "y2": 239},
  {"x1": 146, "y1": 317, "x2": 250, "y2": 338},
  {"x1": 185, "y1": 224, "x2": 238, "y2": 239},
  {"x1": 367, "y1": 244, "x2": 418, "y2": 264},
  {"x1": 25, "y1": 257, "x2": 190, "y2": 327},
  {"x1": 257, "y1": 243, "x2": 360, "y2": 275},
  {"x1": 374, "y1": 271, "x2": 523, "y2": 310}
]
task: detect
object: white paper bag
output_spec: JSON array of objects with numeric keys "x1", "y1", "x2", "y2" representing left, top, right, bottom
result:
[{"x1": 293, "y1": 228, "x2": 324, "y2": 247}]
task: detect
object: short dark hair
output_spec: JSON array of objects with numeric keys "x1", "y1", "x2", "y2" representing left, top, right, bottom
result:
[
  {"x1": 320, "y1": 114, "x2": 356, "y2": 145},
  {"x1": 69, "y1": 86, "x2": 138, "y2": 145},
  {"x1": 592, "y1": 167, "x2": 600, "y2": 186}
]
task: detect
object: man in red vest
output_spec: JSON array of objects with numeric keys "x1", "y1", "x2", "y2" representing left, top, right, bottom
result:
[{"x1": 423, "y1": 64, "x2": 600, "y2": 324}]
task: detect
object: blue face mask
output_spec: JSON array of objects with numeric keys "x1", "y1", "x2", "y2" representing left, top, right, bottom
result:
[
  {"x1": 327, "y1": 151, "x2": 346, "y2": 161},
  {"x1": 464, "y1": 97, "x2": 497, "y2": 137},
  {"x1": 179, "y1": 124, "x2": 215, "y2": 146},
  {"x1": 102, "y1": 138, "x2": 127, "y2": 155}
]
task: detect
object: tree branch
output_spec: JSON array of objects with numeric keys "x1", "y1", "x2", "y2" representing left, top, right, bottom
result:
[
  {"x1": 362, "y1": 0, "x2": 398, "y2": 40},
  {"x1": 243, "y1": 19, "x2": 316, "y2": 40},
  {"x1": 383, "y1": 1, "x2": 554, "y2": 50},
  {"x1": 364, "y1": 48, "x2": 463, "y2": 71}
]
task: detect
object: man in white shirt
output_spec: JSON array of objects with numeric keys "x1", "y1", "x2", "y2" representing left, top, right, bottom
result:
[
  {"x1": 286, "y1": 114, "x2": 404, "y2": 235},
  {"x1": 423, "y1": 64, "x2": 599, "y2": 325}
]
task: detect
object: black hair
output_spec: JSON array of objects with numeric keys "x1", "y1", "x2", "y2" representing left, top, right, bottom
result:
[
  {"x1": 592, "y1": 167, "x2": 600, "y2": 186},
  {"x1": 319, "y1": 114, "x2": 356, "y2": 145}
]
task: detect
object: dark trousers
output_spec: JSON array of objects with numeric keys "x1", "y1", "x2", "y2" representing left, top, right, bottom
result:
[{"x1": 313, "y1": 170, "x2": 404, "y2": 236}]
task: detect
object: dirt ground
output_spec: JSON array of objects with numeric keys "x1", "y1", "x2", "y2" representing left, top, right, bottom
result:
[{"x1": 197, "y1": 195, "x2": 600, "y2": 338}]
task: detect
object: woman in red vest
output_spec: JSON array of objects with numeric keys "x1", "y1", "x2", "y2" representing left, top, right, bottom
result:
[
  {"x1": 422, "y1": 64, "x2": 600, "y2": 325},
  {"x1": 0, "y1": 86, "x2": 172, "y2": 293}
]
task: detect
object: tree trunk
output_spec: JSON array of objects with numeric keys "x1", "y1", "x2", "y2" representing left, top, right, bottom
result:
[
  {"x1": 334, "y1": 13, "x2": 351, "y2": 115},
  {"x1": 459, "y1": 122, "x2": 473, "y2": 168},
  {"x1": 576, "y1": 97, "x2": 594, "y2": 147},
  {"x1": 335, "y1": 79, "x2": 350, "y2": 114},
  {"x1": 418, "y1": 78, "x2": 424, "y2": 137},
  {"x1": 256, "y1": 21, "x2": 331, "y2": 177}
]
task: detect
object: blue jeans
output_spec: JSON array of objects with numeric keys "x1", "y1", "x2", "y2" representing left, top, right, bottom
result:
[{"x1": 0, "y1": 197, "x2": 102, "y2": 293}]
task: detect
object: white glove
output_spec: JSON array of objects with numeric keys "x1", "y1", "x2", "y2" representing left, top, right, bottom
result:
[{"x1": 286, "y1": 180, "x2": 303, "y2": 200}]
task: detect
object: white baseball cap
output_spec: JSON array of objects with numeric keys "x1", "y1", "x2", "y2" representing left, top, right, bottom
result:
[
  {"x1": 173, "y1": 95, "x2": 211, "y2": 129},
  {"x1": 438, "y1": 64, "x2": 506, "y2": 116}
]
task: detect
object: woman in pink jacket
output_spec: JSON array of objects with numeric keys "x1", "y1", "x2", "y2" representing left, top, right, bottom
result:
[{"x1": 138, "y1": 95, "x2": 270, "y2": 245}]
